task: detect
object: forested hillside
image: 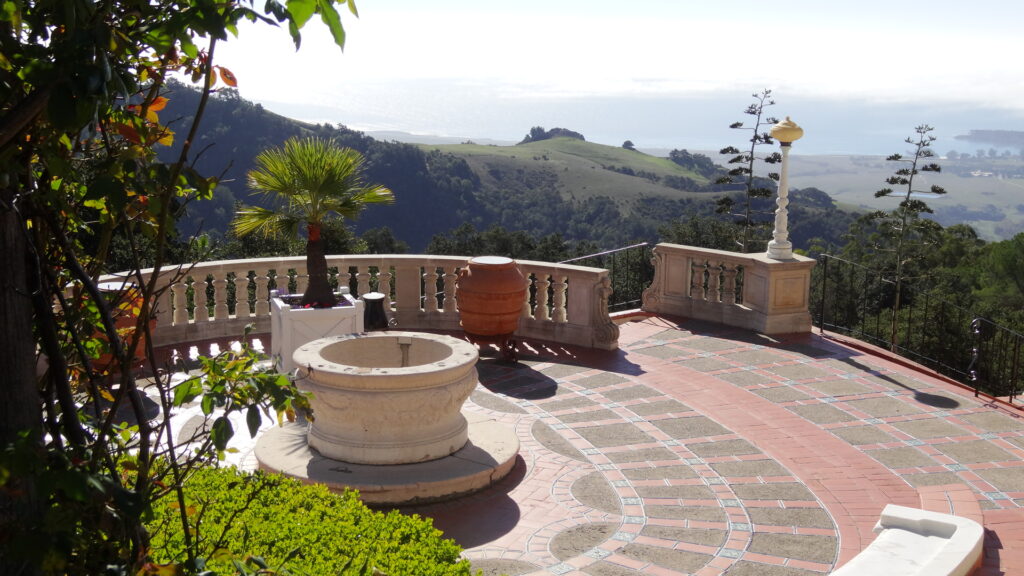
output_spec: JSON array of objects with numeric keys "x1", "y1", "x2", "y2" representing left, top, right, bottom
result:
[
  {"x1": 159, "y1": 83, "x2": 473, "y2": 246},
  {"x1": 159, "y1": 85, "x2": 857, "y2": 253}
]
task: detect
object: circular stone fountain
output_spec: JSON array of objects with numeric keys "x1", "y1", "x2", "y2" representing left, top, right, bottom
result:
[
  {"x1": 255, "y1": 332, "x2": 519, "y2": 504},
  {"x1": 298, "y1": 331, "x2": 478, "y2": 464}
]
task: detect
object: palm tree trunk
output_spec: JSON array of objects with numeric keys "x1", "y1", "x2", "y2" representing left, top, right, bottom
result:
[{"x1": 301, "y1": 223, "x2": 338, "y2": 308}]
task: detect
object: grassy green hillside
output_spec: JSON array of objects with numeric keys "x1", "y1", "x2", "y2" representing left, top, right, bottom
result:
[
  {"x1": 426, "y1": 138, "x2": 716, "y2": 213},
  {"x1": 411, "y1": 137, "x2": 858, "y2": 252}
]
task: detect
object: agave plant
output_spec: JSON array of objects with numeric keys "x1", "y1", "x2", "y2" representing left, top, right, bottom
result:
[{"x1": 233, "y1": 137, "x2": 394, "y2": 307}]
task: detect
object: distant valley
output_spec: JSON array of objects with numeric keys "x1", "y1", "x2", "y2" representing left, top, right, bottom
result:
[
  {"x1": 161, "y1": 86, "x2": 1023, "y2": 256},
  {"x1": 373, "y1": 130, "x2": 1024, "y2": 242}
]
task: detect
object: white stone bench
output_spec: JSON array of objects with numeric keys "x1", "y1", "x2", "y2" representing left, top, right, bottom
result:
[{"x1": 831, "y1": 504, "x2": 983, "y2": 576}]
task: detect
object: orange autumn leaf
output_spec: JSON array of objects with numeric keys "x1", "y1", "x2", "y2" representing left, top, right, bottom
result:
[
  {"x1": 126, "y1": 104, "x2": 158, "y2": 122},
  {"x1": 155, "y1": 128, "x2": 174, "y2": 146},
  {"x1": 218, "y1": 66, "x2": 237, "y2": 87},
  {"x1": 149, "y1": 96, "x2": 168, "y2": 111},
  {"x1": 115, "y1": 123, "x2": 141, "y2": 144}
]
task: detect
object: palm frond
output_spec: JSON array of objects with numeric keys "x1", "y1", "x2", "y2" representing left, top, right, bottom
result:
[
  {"x1": 233, "y1": 137, "x2": 395, "y2": 241},
  {"x1": 233, "y1": 206, "x2": 302, "y2": 239}
]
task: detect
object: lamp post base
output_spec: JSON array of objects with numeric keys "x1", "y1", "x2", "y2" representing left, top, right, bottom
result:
[{"x1": 766, "y1": 240, "x2": 793, "y2": 260}]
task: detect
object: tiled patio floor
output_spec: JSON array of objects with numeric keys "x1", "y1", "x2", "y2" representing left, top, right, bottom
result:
[{"x1": 390, "y1": 315, "x2": 1024, "y2": 575}]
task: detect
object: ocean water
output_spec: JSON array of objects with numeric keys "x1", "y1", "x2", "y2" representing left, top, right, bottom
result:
[{"x1": 256, "y1": 81, "x2": 1024, "y2": 156}]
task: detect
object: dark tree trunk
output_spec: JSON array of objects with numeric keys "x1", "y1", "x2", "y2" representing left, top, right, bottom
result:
[
  {"x1": 300, "y1": 224, "x2": 338, "y2": 308},
  {"x1": 0, "y1": 185, "x2": 43, "y2": 576}
]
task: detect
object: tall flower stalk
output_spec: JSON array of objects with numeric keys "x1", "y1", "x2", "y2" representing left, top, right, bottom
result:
[{"x1": 871, "y1": 125, "x2": 947, "y2": 350}]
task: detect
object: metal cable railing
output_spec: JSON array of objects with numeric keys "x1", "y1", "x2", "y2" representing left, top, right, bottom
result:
[
  {"x1": 969, "y1": 318, "x2": 1024, "y2": 403},
  {"x1": 812, "y1": 254, "x2": 1022, "y2": 402},
  {"x1": 561, "y1": 242, "x2": 654, "y2": 312}
]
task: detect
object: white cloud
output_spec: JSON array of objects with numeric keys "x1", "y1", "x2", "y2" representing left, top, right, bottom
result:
[{"x1": 213, "y1": 2, "x2": 1024, "y2": 113}]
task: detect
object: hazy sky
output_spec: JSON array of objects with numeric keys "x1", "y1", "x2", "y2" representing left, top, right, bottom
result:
[{"x1": 213, "y1": 1, "x2": 1024, "y2": 152}]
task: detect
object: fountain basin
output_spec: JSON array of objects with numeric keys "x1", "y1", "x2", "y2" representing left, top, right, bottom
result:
[{"x1": 293, "y1": 332, "x2": 478, "y2": 465}]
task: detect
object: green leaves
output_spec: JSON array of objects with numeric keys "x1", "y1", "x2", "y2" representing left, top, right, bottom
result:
[
  {"x1": 146, "y1": 467, "x2": 474, "y2": 575},
  {"x1": 172, "y1": 375, "x2": 204, "y2": 406},
  {"x1": 169, "y1": 336, "x2": 312, "y2": 462},
  {"x1": 246, "y1": 405, "x2": 261, "y2": 438},
  {"x1": 210, "y1": 416, "x2": 233, "y2": 452},
  {"x1": 1, "y1": 0, "x2": 362, "y2": 572},
  {"x1": 318, "y1": 0, "x2": 347, "y2": 49},
  {"x1": 281, "y1": 0, "x2": 351, "y2": 50},
  {"x1": 286, "y1": 0, "x2": 317, "y2": 30},
  {"x1": 47, "y1": 81, "x2": 97, "y2": 130}
]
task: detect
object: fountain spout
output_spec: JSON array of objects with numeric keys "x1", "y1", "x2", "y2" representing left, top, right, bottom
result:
[{"x1": 397, "y1": 335, "x2": 412, "y2": 367}]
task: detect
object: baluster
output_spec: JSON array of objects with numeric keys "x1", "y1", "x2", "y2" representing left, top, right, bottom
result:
[
  {"x1": 423, "y1": 268, "x2": 439, "y2": 312},
  {"x1": 708, "y1": 262, "x2": 722, "y2": 303},
  {"x1": 234, "y1": 274, "x2": 251, "y2": 317},
  {"x1": 378, "y1": 268, "x2": 393, "y2": 308},
  {"x1": 533, "y1": 274, "x2": 550, "y2": 321},
  {"x1": 356, "y1": 266, "x2": 371, "y2": 296},
  {"x1": 336, "y1": 266, "x2": 353, "y2": 295},
  {"x1": 193, "y1": 276, "x2": 209, "y2": 322},
  {"x1": 517, "y1": 274, "x2": 531, "y2": 318},
  {"x1": 171, "y1": 281, "x2": 188, "y2": 325},
  {"x1": 690, "y1": 260, "x2": 704, "y2": 300},
  {"x1": 295, "y1": 270, "x2": 309, "y2": 296},
  {"x1": 254, "y1": 272, "x2": 270, "y2": 316},
  {"x1": 722, "y1": 265, "x2": 738, "y2": 305},
  {"x1": 551, "y1": 275, "x2": 568, "y2": 323},
  {"x1": 213, "y1": 273, "x2": 229, "y2": 320},
  {"x1": 442, "y1": 266, "x2": 458, "y2": 314}
]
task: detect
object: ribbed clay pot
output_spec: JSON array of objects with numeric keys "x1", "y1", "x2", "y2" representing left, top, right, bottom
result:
[{"x1": 456, "y1": 256, "x2": 527, "y2": 338}]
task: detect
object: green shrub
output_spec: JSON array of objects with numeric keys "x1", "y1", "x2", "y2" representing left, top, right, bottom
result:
[{"x1": 147, "y1": 466, "x2": 475, "y2": 575}]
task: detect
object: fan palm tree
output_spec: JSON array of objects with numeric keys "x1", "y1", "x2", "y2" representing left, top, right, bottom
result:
[{"x1": 232, "y1": 137, "x2": 394, "y2": 307}]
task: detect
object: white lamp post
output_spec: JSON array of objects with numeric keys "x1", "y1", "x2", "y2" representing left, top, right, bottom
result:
[{"x1": 766, "y1": 116, "x2": 804, "y2": 259}]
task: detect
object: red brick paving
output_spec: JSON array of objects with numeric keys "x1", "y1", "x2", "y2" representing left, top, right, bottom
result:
[
  {"x1": 192, "y1": 315, "x2": 1024, "y2": 575},
  {"x1": 398, "y1": 316, "x2": 1024, "y2": 575}
]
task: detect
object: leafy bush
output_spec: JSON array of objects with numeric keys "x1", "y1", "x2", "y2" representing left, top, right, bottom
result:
[{"x1": 147, "y1": 466, "x2": 475, "y2": 575}]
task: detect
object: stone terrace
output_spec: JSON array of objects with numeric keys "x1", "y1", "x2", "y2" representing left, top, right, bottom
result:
[{"x1": 381, "y1": 315, "x2": 1024, "y2": 576}]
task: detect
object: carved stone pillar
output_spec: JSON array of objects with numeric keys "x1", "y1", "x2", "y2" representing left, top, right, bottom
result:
[{"x1": 234, "y1": 274, "x2": 251, "y2": 317}]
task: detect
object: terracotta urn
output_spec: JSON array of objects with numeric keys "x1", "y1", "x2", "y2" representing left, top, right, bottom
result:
[{"x1": 455, "y1": 256, "x2": 527, "y2": 339}]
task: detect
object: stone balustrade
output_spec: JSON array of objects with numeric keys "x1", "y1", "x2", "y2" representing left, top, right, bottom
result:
[
  {"x1": 641, "y1": 243, "x2": 816, "y2": 335},
  {"x1": 105, "y1": 254, "x2": 620, "y2": 355}
]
